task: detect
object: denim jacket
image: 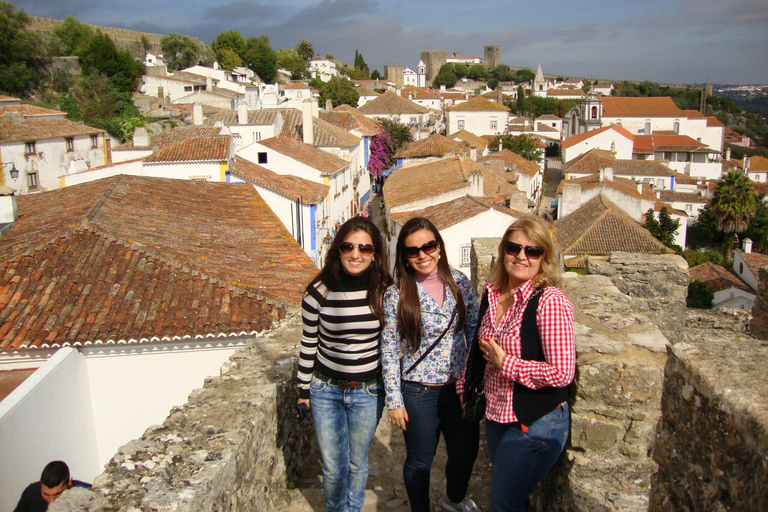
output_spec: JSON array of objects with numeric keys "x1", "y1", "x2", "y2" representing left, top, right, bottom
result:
[{"x1": 382, "y1": 268, "x2": 479, "y2": 409}]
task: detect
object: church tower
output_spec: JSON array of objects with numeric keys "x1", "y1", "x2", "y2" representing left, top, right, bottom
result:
[
  {"x1": 417, "y1": 60, "x2": 426, "y2": 88},
  {"x1": 532, "y1": 62, "x2": 547, "y2": 97},
  {"x1": 580, "y1": 89, "x2": 603, "y2": 131}
]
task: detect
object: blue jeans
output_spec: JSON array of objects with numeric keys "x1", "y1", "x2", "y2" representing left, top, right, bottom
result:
[
  {"x1": 310, "y1": 375, "x2": 385, "y2": 512},
  {"x1": 486, "y1": 403, "x2": 570, "y2": 512},
  {"x1": 401, "y1": 381, "x2": 480, "y2": 512}
]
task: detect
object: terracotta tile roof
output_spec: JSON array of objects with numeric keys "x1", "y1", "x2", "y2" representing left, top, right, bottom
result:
[
  {"x1": 320, "y1": 106, "x2": 383, "y2": 137},
  {"x1": 562, "y1": 124, "x2": 635, "y2": 150},
  {"x1": 477, "y1": 149, "x2": 539, "y2": 177},
  {"x1": 753, "y1": 183, "x2": 768, "y2": 197},
  {"x1": 395, "y1": 134, "x2": 467, "y2": 158},
  {"x1": 546, "y1": 89, "x2": 585, "y2": 97},
  {"x1": 391, "y1": 195, "x2": 523, "y2": 230},
  {"x1": 0, "y1": 95, "x2": 19, "y2": 102},
  {"x1": 601, "y1": 97, "x2": 684, "y2": 118},
  {"x1": 671, "y1": 171, "x2": 699, "y2": 184},
  {"x1": 203, "y1": 109, "x2": 280, "y2": 126},
  {"x1": 259, "y1": 136, "x2": 348, "y2": 176},
  {"x1": 0, "y1": 118, "x2": 104, "y2": 143},
  {"x1": 170, "y1": 103, "x2": 227, "y2": 118},
  {"x1": 479, "y1": 91, "x2": 514, "y2": 103},
  {"x1": 401, "y1": 86, "x2": 439, "y2": 99},
  {"x1": 681, "y1": 109, "x2": 706, "y2": 119},
  {"x1": 112, "y1": 126, "x2": 222, "y2": 151},
  {"x1": 446, "y1": 96, "x2": 510, "y2": 112},
  {"x1": 448, "y1": 129, "x2": 489, "y2": 151},
  {"x1": 383, "y1": 156, "x2": 516, "y2": 208},
  {"x1": 655, "y1": 189, "x2": 706, "y2": 204},
  {"x1": 749, "y1": 155, "x2": 768, "y2": 172},
  {"x1": 564, "y1": 148, "x2": 616, "y2": 173},
  {"x1": 276, "y1": 108, "x2": 305, "y2": 139},
  {"x1": 537, "y1": 115, "x2": 562, "y2": 121},
  {"x1": 689, "y1": 262, "x2": 752, "y2": 294},
  {"x1": 633, "y1": 134, "x2": 709, "y2": 154},
  {"x1": 230, "y1": 155, "x2": 328, "y2": 203},
  {"x1": 0, "y1": 175, "x2": 318, "y2": 351},
  {"x1": 357, "y1": 91, "x2": 428, "y2": 115},
  {"x1": 706, "y1": 116, "x2": 725, "y2": 127},
  {"x1": 281, "y1": 82, "x2": 312, "y2": 90},
  {"x1": 566, "y1": 153, "x2": 675, "y2": 177},
  {"x1": 555, "y1": 173, "x2": 655, "y2": 200},
  {"x1": 307, "y1": 117, "x2": 362, "y2": 148},
  {"x1": 144, "y1": 135, "x2": 231, "y2": 163},
  {"x1": 736, "y1": 249, "x2": 768, "y2": 278},
  {"x1": 653, "y1": 201, "x2": 687, "y2": 217},
  {"x1": 553, "y1": 194, "x2": 671, "y2": 257},
  {"x1": 0, "y1": 104, "x2": 66, "y2": 117}
]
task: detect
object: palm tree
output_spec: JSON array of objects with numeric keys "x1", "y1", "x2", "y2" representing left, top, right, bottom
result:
[
  {"x1": 296, "y1": 40, "x2": 314, "y2": 61},
  {"x1": 709, "y1": 169, "x2": 759, "y2": 235}
]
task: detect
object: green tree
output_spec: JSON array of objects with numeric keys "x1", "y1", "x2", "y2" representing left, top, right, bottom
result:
[
  {"x1": 296, "y1": 40, "x2": 314, "y2": 60},
  {"x1": 687, "y1": 281, "x2": 714, "y2": 309},
  {"x1": 244, "y1": 35, "x2": 277, "y2": 83},
  {"x1": 709, "y1": 170, "x2": 759, "y2": 235},
  {"x1": 643, "y1": 207, "x2": 679, "y2": 247},
  {"x1": 378, "y1": 117, "x2": 412, "y2": 147},
  {"x1": 452, "y1": 63, "x2": 469, "y2": 79},
  {"x1": 353, "y1": 50, "x2": 369, "y2": 76},
  {"x1": 319, "y1": 76, "x2": 359, "y2": 108},
  {"x1": 490, "y1": 64, "x2": 515, "y2": 82},
  {"x1": 491, "y1": 134, "x2": 542, "y2": 163},
  {"x1": 77, "y1": 31, "x2": 145, "y2": 93},
  {"x1": 742, "y1": 198, "x2": 768, "y2": 252},
  {"x1": 161, "y1": 33, "x2": 213, "y2": 71},
  {"x1": 325, "y1": 53, "x2": 334, "y2": 60},
  {"x1": 514, "y1": 69, "x2": 535, "y2": 83},
  {"x1": 687, "y1": 205, "x2": 725, "y2": 249},
  {"x1": 433, "y1": 64, "x2": 457, "y2": 88},
  {"x1": 467, "y1": 64, "x2": 488, "y2": 80},
  {"x1": 487, "y1": 78, "x2": 499, "y2": 90},
  {"x1": 212, "y1": 30, "x2": 245, "y2": 68},
  {"x1": 682, "y1": 249, "x2": 724, "y2": 268},
  {"x1": 371, "y1": 69, "x2": 381, "y2": 80},
  {"x1": 141, "y1": 35, "x2": 150, "y2": 55},
  {"x1": 51, "y1": 14, "x2": 94, "y2": 56},
  {"x1": 217, "y1": 47, "x2": 243, "y2": 70},
  {"x1": 515, "y1": 85, "x2": 527, "y2": 115},
  {"x1": 0, "y1": 1, "x2": 45, "y2": 96}
]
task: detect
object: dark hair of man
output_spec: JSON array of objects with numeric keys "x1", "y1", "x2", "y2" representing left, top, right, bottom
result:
[
  {"x1": 40, "y1": 461, "x2": 69, "y2": 488},
  {"x1": 307, "y1": 216, "x2": 393, "y2": 323},
  {"x1": 393, "y1": 217, "x2": 465, "y2": 352}
]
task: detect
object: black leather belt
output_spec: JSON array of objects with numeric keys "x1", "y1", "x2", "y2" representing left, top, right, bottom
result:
[{"x1": 313, "y1": 372, "x2": 378, "y2": 389}]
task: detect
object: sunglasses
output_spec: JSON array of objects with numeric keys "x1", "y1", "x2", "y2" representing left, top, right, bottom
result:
[
  {"x1": 339, "y1": 242, "x2": 374, "y2": 255},
  {"x1": 404, "y1": 240, "x2": 439, "y2": 259},
  {"x1": 504, "y1": 241, "x2": 545, "y2": 259}
]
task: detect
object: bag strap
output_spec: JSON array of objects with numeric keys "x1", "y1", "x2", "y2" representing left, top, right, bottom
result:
[
  {"x1": 404, "y1": 307, "x2": 457, "y2": 375},
  {"x1": 464, "y1": 288, "x2": 489, "y2": 386}
]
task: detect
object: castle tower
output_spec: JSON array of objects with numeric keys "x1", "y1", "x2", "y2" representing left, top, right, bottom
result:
[
  {"x1": 484, "y1": 45, "x2": 500, "y2": 69},
  {"x1": 420, "y1": 50, "x2": 447, "y2": 85},
  {"x1": 384, "y1": 65, "x2": 404, "y2": 86}
]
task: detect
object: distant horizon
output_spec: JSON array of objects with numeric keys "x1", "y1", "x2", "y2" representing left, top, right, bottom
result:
[{"x1": 11, "y1": 0, "x2": 768, "y2": 86}]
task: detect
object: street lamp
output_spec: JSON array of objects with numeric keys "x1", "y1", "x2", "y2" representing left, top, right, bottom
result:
[{"x1": 1, "y1": 163, "x2": 19, "y2": 180}]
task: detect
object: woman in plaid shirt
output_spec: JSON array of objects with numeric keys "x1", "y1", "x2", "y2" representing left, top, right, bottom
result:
[{"x1": 477, "y1": 218, "x2": 576, "y2": 512}]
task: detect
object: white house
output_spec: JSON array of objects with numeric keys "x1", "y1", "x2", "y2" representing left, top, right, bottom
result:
[
  {"x1": 477, "y1": 149, "x2": 543, "y2": 205},
  {"x1": 307, "y1": 56, "x2": 338, "y2": 82},
  {"x1": 689, "y1": 262, "x2": 756, "y2": 310},
  {"x1": 390, "y1": 196, "x2": 522, "y2": 278},
  {"x1": 204, "y1": 103, "x2": 284, "y2": 149},
  {"x1": 357, "y1": 92, "x2": 431, "y2": 138},
  {"x1": 0, "y1": 103, "x2": 108, "y2": 194},
  {"x1": 733, "y1": 243, "x2": 768, "y2": 293},
  {"x1": 561, "y1": 125, "x2": 635, "y2": 163},
  {"x1": 445, "y1": 96, "x2": 510, "y2": 137}
]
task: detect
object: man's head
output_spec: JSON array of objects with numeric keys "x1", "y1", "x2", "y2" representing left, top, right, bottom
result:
[{"x1": 39, "y1": 461, "x2": 71, "y2": 504}]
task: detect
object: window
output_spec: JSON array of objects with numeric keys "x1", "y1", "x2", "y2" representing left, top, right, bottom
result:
[
  {"x1": 656, "y1": 179, "x2": 664, "y2": 188},
  {"x1": 591, "y1": 106, "x2": 598, "y2": 119},
  {"x1": 258, "y1": 152, "x2": 268, "y2": 164},
  {"x1": 457, "y1": 120, "x2": 465, "y2": 129},
  {"x1": 184, "y1": 86, "x2": 192, "y2": 92},
  {"x1": 91, "y1": 135, "x2": 98, "y2": 149},
  {"x1": 66, "y1": 138, "x2": 74, "y2": 152},
  {"x1": 673, "y1": 121, "x2": 680, "y2": 134},
  {"x1": 297, "y1": 91, "x2": 302, "y2": 98},
  {"x1": 460, "y1": 245, "x2": 471, "y2": 266},
  {"x1": 685, "y1": 204, "x2": 692, "y2": 212},
  {"x1": 24, "y1": 141, "x2": 36, "y2": 155},
  {"x1": 27, "y1": 172, "x2": 38, "y2": 190},
  {"x1": 740, "y1": 262, "x2": 744, "y2": 274},
  {"x1": 490, "y1": 120, "x2": 497, "y2": 130},
  {"x1": 253, "y1": 132, "x2": 261, "y2": 142},
  {"x1": 756, "y1": 174, "x2": 761, "y2": 182}
]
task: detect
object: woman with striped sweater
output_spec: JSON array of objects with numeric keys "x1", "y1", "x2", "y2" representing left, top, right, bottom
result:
[{"x1": 296, "y1": 216, "x2": 393, "y2": 512}]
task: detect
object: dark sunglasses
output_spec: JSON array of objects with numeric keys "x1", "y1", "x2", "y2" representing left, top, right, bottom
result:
[
  {"x1": 504, "y1": 241, "x2": 545, "y2": 259},
  {"x1": 339, "y1": 242, "x2": 374, "y2": 255},
  {"x1": 404, "y1": 240, "x2": 439, "y2": 259}
]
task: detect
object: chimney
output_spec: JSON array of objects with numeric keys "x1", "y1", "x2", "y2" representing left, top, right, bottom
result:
[
  {"x1": 396, "y1": 88, "x2": 401, "y2": 97},
  {"x1": 133, "y1": 126, "x2": 150, "y2": 147},
  {"x1": 312, "y1": 100, "x2": 319, "y2": 117},
  {"x1": 603, "y1": 166, "x2": 614, "y2": 181},
  {"x1": 744, "y1": 238, "x2": 753, "y2": 253},
  {"x1": 468, "y1": 171, "x2": 484, "y2": 196},
  {"x1": 497, "y1": 86, "x2": 503, "y2": 105},
  {"x1": 470, "y1": 146, "x2": 477, "y2": 161},
  {"x1": 498, "y1": 141, "x2": 503, "y2": 152},
  {"x1": 237, "y1": 101, "x2": 248, "y2": 125},
  {"x1": 206, "y1": 75, "x2": 213, "y2": 91},
  {"x1": 302, "y1": 99, "x2": 314, "y2": 145},
  {"x1": 440, "y1": 84, "x2": 446, "y2": 92},
  {"x1": 636, "y1": 180, "x2": 643, "y2": 193},
  {"x1": 561, "y1": 182, "x2": 582, "y2": 219},
  {"x1": 744, "y1": 155, "x2": 749, "y2": 171},
  {"x1": 193, "y1": 103, "x2": 203, "y2": 126},
  {"x1": 0, "y1": 186, "x2": 18, "y2": 225},
  {"x1": 326, "y1": 99, "x2": 333, "y2": 111},
  {"x1": 725, "y1": 147, "x2": 731, "y2": 160}
]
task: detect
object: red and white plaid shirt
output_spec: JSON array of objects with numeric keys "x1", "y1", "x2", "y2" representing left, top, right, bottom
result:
[{"x1": 480, "y1": 278, "x2": 575, "y2": 424}]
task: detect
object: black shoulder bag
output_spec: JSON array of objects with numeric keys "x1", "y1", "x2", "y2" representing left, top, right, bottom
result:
[{"x1": 461, "y1": 289, "x2": 489, "y2": 423}]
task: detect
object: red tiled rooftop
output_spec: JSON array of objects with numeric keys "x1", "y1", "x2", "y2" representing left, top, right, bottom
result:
[
  {"x1": 395, "y1": 134, "x2": 467, "y2": 158},
  {"x1": 357, "y1": 91, "x2": 428, "y2": 115},
  {"x1": 446, "y1": 96, "x2": 510, "y2": 112},
  {"x1": 144, "y1": 135, "x2": 231, "y2": 163},
  {"x1": 689, "y1": 262, "x2": 752, "y2": 294},
  {"x1": 112, "y1": 126, "x2": 222, "y2": 151},
  {"x1": 259, "y1": 136, "x2": 349, "y2": 176},
  {"x1": 562, "y1": 125, "x2": 635, "y2": 150},
  {"x1": 601, "y1": 97, "x2": 684, "y2": 118},
  {"x1": 231, "y1": 155, "x2": 329, "y2": 203},
  {"x1": 0, "y1": 118, "x2": 104, "y2": 143}
]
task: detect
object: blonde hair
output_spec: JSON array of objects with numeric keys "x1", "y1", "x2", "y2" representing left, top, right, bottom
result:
[{"x1": 488, "y1": 217, "x2": 561, "y2": 290}]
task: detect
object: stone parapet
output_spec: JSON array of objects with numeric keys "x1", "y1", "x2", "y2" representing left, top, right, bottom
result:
[
  {"x1": 587, "y1": 253, "x2": 690, "y2": 343},
  {"x1": 649, "y1": 341, "x2": 768, "y2": 511},
  {"x1": 750, "y1": 267, "x2": 768, "y2": 339},
  {"x1": 50, "y1": 314, "x2": 317, "y2": 512}
]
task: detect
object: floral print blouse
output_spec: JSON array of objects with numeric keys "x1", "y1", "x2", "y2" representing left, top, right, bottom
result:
[{"x1": 381, "y1": 268, "x2": 479, "y2": 409}]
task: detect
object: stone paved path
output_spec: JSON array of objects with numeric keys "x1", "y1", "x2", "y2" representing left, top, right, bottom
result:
[{"x1": 275, "y1": 414, "x2": 493, "y2": 512}]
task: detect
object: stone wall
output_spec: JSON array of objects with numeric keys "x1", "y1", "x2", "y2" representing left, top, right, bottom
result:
[
  {"x1": 49, "y1": 315, "x2": 319, "y2": 512},
  {"x1": 750, "y1": 267, "x2": 768, "y2": 339},
  {"x1": 649, "y1": 340, "x2": 768, "y2": 511}
]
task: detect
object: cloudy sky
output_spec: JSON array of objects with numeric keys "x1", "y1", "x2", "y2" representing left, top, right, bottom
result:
[{"x1": 12, "y1": 0, "x2": 768, "y2": 84}]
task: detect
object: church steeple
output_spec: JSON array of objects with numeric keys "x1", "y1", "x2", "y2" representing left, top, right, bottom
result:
[{"x1": 533, "y1": 61, "x2": 547, "y2": 97}]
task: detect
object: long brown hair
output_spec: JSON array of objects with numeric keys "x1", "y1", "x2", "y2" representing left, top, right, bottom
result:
[
  {"x1": 393, "y1": 217, "x2": 465, "y2": 352},
  {"x1": 307, "y1": 217, "x2": 392, "y2": 323}
]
